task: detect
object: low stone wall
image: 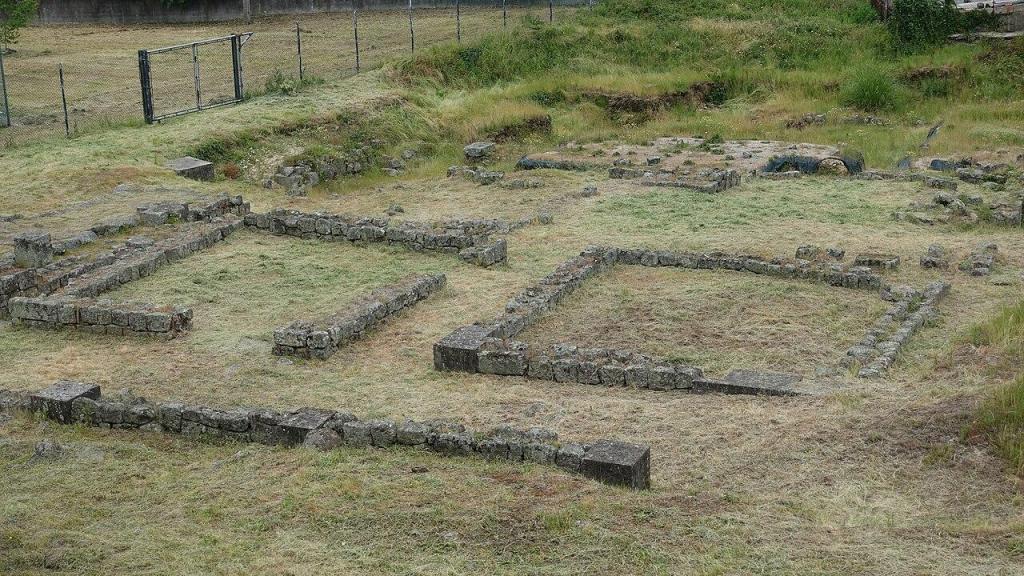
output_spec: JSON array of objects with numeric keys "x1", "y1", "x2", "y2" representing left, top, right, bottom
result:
[
  {"x1": 274, "y1": 274, "x2": 446, "y2": 359},
  {"x1": 843, "y1": 281, "x2": 950, "y2": 378},
  {"x1": 9, "y1": 297, "x2": 192, "y2": 338},
  {"x1": 1, "y1": 196, "x2": 250, "y2": 317},
  {"x1": 1, "y1": 382, "x2": 652, "y2": 490},
  {"x1": 1, "y1": 252, "x2": 117, "y2": 317},
  {"x1": 435, "y1": 246, "x2": 897, "y2": 395},
  {"x1": 243, "y1": 209, "x2": 508, "y2": 267},
  {"x1": 59, "y1": 219, "x2": 244, "y2": 298}
]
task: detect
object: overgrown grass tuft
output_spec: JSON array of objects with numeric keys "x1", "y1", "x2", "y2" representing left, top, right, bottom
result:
[
  {"x1": 968, "y1": 302, "x2": 1024, "y2": 475},
  {"x1": 840, "y1": 66, "x2": 905, "y2": 112}
]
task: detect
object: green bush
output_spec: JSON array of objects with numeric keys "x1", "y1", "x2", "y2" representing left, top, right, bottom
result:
[
  {"x1": 888, "y1": 0, "x2": 997, "y2": 51},
  {"x1": 840, "y1": 67, "x2": 903, "y2": 111}
]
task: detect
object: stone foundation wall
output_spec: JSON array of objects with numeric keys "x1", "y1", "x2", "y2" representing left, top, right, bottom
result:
[
  {"x1": 1, "y1": 253, "x2": 117, "y2": 317},
  {"x1": 8, "y1": 297, "x2": 192, "y2": 338},
  {"x1": 274, "y1": 274, "x2": 446, "y2": 359},
  {"x1": 59, "y1": 219, "x2": 244, "y2": 298},
  {"x1": 844, "y1": 281, "x2": 950, "y2": 378},
  {"x1": 243, "y1": 209, "x2": 508, "y2": 267},
  {"x1": 435, "y1": 246, "x2": 899, "y2": 395},
  {"x1": 1, "y1": 196, "x2": 249, "y2": 317},
  {"x1": 1, "y1": 382, "x2": 652, "y2": 490}
]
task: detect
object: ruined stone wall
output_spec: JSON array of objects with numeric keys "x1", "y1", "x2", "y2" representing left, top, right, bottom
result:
[
  {"x1": 274, "y1": 274, "x2": 446, "y2": 359},
  {"x1": 9, "y1": 297, "x2": 192, "y2": 338},
  {"x1": 243, "y1": 209, "x2": 507, "y2": 267},
  {"x1": 1, "y1": 382, "x2": 652, "y2": 490},
  {"x1": 435, "y1": 246, "x2": 893, "y2": 395},
  {"x1": 844, "y1": 280, "x2": 950, "y2": 378},
  {"x1": 1, "y1": 195, "x2": 250, "y2": 318}
]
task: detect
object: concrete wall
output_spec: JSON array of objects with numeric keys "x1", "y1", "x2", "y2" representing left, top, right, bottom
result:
[{"x1": 36, "y1": 0, "x2": 564, "y2": 24}]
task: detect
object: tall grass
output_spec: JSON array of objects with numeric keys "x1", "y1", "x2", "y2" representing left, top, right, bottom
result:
[{"x1": 968, "y1": 302, "x2": 1024, "y2": 475}]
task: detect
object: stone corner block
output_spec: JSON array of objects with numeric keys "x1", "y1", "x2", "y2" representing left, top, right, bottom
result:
[
  {"x1": 433, "y1": 325, "x2": 492, "y2": 372},
  {"x1": 29, "y1": 381, "x2": 102, "y2": 424},
  {"x1": 580, "y1": 440, "x2": 651, "y2": 490},
  {"x1": 166, "y1": 156, "x2": 214, "y2": 181}
]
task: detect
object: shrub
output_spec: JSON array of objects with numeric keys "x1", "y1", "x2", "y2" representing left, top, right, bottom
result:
[
  {"x1": 840, "y1": 66, "x2": 903, "y2": 111},
  {"x1": 221, "y1": 162, "x2": 241, "y2": 180},
  {"x1": 888, "y1": 0, "x2": 998, "y2": 51}
]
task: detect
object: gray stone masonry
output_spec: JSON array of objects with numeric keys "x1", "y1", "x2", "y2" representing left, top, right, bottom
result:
[
  {"x1": 14, "y1": 232, "x2": 54, "y2": 268},
  {"x1": 9, "y1": 296, "x2": 192, "y2": 338},
  {"x1": 29, "y1": 381, "x2": 101, "y2": 424},
  {"x1": 464, "y1": 141, "x2": 496, "y2": 159},
  {"x1": 581, "y1": 440, "x2": 651, "y2": 490},
  {"x1": 436, "y1": 243, "x2": 933, "y2": 391},
  {"x1": 845, "y1": 280, "x2": 951, "y2": 378},
  {"x1": 1, "y1": 199, "x2": 249, "y2": 317},
  {"x1": 693, "y1": 370, "x2": 803, "y2": 396},
  {"x1": 166, "y1": 156, "x2": 214, "y2": 181},
  {"x1": 243, "y1": 209, "x2": 508, "y2": 267},
  {"x1": 2, "y1": 383, "x2": 651, "y2": 490},
  {"x1": 273, "y1": 274, "x2": 446, "y2": 359}
]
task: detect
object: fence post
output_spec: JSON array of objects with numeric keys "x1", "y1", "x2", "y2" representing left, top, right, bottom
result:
[
  {"x1": 192, "y1": 42, "x2": 202, "y2": 110},
  {"x1": 58, "y1": 63, "x2": 70, "y2": 137},
  {"x1": 408, "y1": 0, "x2": 415, "y2": 54},
  {"x1": 138, "y1": 49, "x2": 154, "y2": 124},
  {"x1": 549, "y1": 0, "x2": 553, "y2": 23},
  {"x1": 230, "y1": 34, "x2": 243, "y2": 102},
  {"x1": 352, "y1": 5, "x2": 360, "y2": 73},
  {"x1": 295, "y1": 22, "x2": 304, "y2": 82},
  {"x1": 0, "y1": 46, "x2": 11, "y2": 128},
  {"x1": 502, "y1": 0, "x2": 507, "y2": 28},
  {"x1": 456, "y1": 0, "x2": 461, "y2": 43}
]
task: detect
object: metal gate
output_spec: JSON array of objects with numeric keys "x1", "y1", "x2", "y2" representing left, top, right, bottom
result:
[{"x1": 138, "y1": 33, "x2": 251, "y2": 124}]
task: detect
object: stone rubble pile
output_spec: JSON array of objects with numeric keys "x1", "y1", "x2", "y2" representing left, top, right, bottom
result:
[
  {"x1": 0, "y1": 382, "x2": 651, "y2": 490},
  {"x1": 960, "y1": 242, "x2": 999, "y2": 276},
  {"x1": 272, "y1": 165, "x2": 320, "y2": 196},
  {"x1": 274, "y1": 274, "x2": 446, "y2": 359},
  {"x1": 243, "y1": 209, "x2": 508, "y2": 267},
  {"x1": 447, "y1": 165, "x2": 505, "y2": 185}
]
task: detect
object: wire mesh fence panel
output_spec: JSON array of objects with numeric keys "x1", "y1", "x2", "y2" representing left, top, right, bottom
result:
[
  {"x1": 356, "y1": 9, "x2": 416, "y2": 71},
  {"x1": 148, "y1": 47, "x2": 202, "y2": 119},
  {"x1": 144, "y1": 35, "x2": 244, "y2": 122},
  {"x1": 292, "y1": 17, "x2": 359, "y2": 85},
  {"x1": 0, "y1": 2, "x2": 588, "y2": 148}
]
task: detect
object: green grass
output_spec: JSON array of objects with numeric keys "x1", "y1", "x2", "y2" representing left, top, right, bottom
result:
[{"x1": 969, "y1": 302, "x2": 1024, "y2": 474}]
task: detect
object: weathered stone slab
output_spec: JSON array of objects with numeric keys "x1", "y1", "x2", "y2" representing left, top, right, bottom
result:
[
  {"x1": 580, "y1": 440, "x2": 651, "y2": 490},
  {"x1": 166, "y1": 156, "x2": 214, "y2": 181},
  {"x1": 693, "y1": 370, "x2": 803, "y2": 396},
  {"x1": 14, "y1": 232, "x2": 54, "y2": 268},
  {"x1": 433, "y1": 325, "x2": 492, "y2": 372},
  {"x1": 30, "y1": 381, "x2": 101, "y2": 423},
  {"x1": 464, "y1": 141, "x2": 496, "y2": 159},
  {"x1": 277, "y1": 408, "x2": 334, "y2": 446}
]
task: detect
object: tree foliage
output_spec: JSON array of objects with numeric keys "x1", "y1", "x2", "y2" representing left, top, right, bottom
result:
[{"x1": 0, "y1": 0, "x2": 37, "y2": 46}]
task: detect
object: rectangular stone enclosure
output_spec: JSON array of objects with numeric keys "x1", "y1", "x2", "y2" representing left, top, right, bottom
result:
[{"x1": 435, "y1": 245, "x2": 947, "y2": 394}]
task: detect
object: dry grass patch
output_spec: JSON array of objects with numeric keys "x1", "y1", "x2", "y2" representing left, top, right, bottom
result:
[{"x1": 519, "y1": 265, "x2": 890, "y2": 376}]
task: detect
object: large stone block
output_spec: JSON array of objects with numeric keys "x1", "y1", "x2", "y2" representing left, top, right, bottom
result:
[
  {"x1": 14, "y1": 232, "x2": 53, "y2": 268},
  {"x1": 580, "y1": 440, "x2": 651, "y2": 490},
  {"x1": 277, "y1": 408, "x2": 334, "y2": 446},
  {"x1": 693, "y1": 370, "x2": 803, "y2": 396},
  {"x1": 166, "y1": 156, "x2": 214, "y2": 181},
  {"x1": 433, "y1": 325, "x2": 491, "y2": 372},
  {"x1": 30, "y1": 381, "x2": 101, "y2": 424}
]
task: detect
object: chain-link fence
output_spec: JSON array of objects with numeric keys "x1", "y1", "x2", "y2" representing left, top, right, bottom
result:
[{"x1": 0, "y1": 0, "x2": 589, "y2": 149}]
